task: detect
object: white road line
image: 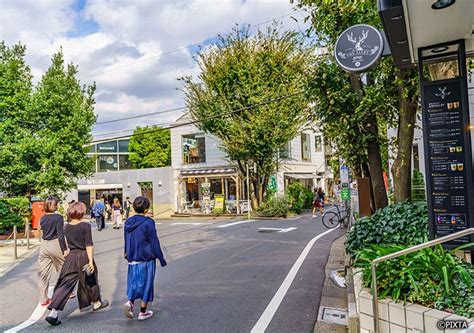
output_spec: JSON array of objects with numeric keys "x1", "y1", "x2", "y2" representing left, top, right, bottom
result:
[
  {"x1": 170, "y1": 222, "x2": 211, "y2": 226},
  {"x1": 258, "y1": 227, "x2": 298, "y2": 233},
  {"x1": 5, "y1": 285, "x2": 54, "y2": 333},
  {"x1": 216, "y1": 220, "x2": 256, "y2": 228},
  {"x1": 250, "y1": 227, "x2": 337, "y2": 333}
]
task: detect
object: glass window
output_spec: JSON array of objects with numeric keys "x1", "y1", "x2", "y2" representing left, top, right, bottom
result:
[
  {"x1": 98, "y1": 155, "x2": 118, "y2": 172},
  {"x1": 119, "y1": 155, "x2": 133, "y2": 170},
  {"x1": 301, "y1": 133, "x2": 310, "y2": 161},
  {"x1": 279, "y1": 141, "x2": 291, "y2": 159},
  {"x1": 315, "y1": 136, "x2": 322, "y2": 152},
  {"x1": 182, "y1": 134, "x2": 206, "y2": 164},
  {"x1": 119, "y1": 139, "x2": 130, "y2": 153},
  {"x1": 97, "y1": 141, "x2": 118, "y2": 153},
  {"x1": 413, "y1": 144, "x2": 420, "y2": 171},
  {"x1": 88, "y1": 144, "x2": 96, "y2": 153}
]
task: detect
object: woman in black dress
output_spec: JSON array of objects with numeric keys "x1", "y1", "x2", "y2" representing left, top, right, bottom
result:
[{"x1": 46, "y1": 202, "x2": 108, "y2": 326}]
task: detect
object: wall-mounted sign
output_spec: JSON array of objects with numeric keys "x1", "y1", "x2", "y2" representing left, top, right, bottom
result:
[
  {"x1": 187, "y1": 177, "x2": 196, "y2": 184},
  {"x1": 334, "y1": 24, "x2": 384, "y2": 73},
  {"x1": 214, "y1": 194, "x2": 225, "y2": 211}
]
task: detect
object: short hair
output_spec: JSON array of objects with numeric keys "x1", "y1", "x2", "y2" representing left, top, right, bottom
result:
[
  {"x1": 133, "y1": 196, "x2": 150, "y2": 214},
  {"x1": 67, "y1": 202, "x2": 87, "y2": 220},
  {"x1": 44, "y1": 196, "x2": 59, "y2": 213}
]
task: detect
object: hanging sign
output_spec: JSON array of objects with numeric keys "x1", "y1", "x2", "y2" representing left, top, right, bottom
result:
[{"x1": 334, "y1": 24, "x2": 384, "y2": 73}]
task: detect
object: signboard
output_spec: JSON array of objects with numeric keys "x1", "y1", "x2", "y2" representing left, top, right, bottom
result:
[
  {"x1": 214, "y1": 194, "x2": 225, "y2": 211},
  {"x1": 268, "y1": 175, "x2": 277, "y2": 192},
  {"x1": 340, "y1": 165, "x2": 350, "y2": 184},
  {"x1": 187, "y1": 177, "x2": 196, "y2": 184},
  {"x1": 421, "y1": 79, "x2": 473, "y2": 247},
  {"x1": 201, "y1": 182, "x2": 210, "y2": 196},
  {"x1": 341, "y1": 188, "x2": 351, "y2": 201},
  {"x1": 334, "y1": 24, "x2": 384, "y2": 73}
]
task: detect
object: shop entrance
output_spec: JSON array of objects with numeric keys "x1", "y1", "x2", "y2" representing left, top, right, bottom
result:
[{"x1": 96, "y1": 189, "x2": 123, "y2": 206}]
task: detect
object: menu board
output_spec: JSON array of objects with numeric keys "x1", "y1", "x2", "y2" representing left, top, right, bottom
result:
[{"x1": 422, "y1": 79, "x2": 473, "y2": 247}]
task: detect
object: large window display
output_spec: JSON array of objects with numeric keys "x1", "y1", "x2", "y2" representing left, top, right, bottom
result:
[
  {"x1": 301, "y1": 133, "x2": 311, "y2": 161},
  {"x1": 182, "y1": 134, "x2": 206, "y2": 164},
  {"x1": 99, "y1": 155, "x2": 118, "y2": 172}
]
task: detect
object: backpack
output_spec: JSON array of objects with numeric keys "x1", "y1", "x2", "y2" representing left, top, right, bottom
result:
[{"x1": 92, "y1": 202, "x2": 105, "y2": 217}]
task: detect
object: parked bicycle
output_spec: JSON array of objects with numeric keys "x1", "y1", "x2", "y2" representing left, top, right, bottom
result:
[{"x1": 322, "y1": 205, "x2": 352, "y2": 229}]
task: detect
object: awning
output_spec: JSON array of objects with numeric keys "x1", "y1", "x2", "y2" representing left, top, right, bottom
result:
[
  {"x1": 180, "y1": 168, "x2": 237, "y2": 176},
  {"x1": 285, "y1": 173, "x2": 316, "y2": 179},
  {"x1": 77, "y1": 183, "x2": 123, "y2": 190}
]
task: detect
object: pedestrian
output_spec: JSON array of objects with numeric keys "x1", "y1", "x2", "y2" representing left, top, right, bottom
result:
[
  {"x1": 37, "y1": 196, "x2": 67, "y2": 306},
  {"x1": 112, "y1": 197, "x2": 123, "y2": 229},
  {"x1": 312, "y1": 188, "x2": 323, "y2": 218},
  {"x1": 46, "y1": 202, "x2": 108, "y2": 326},
  {"x1": 123, "y1": 196, "x2": 167, "y2": 321},
  {"x1": 92, "y1": 198, "x2": 106, "y2": 231},
  {"x1": 124, "y1": 196, "x2": 133, "y2": 220},
  {"x1": 105, "y1": 200, "x2": 112, "y2": 221}
]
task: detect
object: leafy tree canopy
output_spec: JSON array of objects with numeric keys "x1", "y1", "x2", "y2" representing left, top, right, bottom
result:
[{"x1": 129, "y1": 126, "x2": 171, "y2": 169}]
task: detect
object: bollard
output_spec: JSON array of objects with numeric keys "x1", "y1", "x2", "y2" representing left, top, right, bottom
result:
[
  {"x1": 26, "y1": 220, "x2": 30, "y2": 249},
  {"x1": 13, "y1": 226, "x2": 18, "y2": 259}
]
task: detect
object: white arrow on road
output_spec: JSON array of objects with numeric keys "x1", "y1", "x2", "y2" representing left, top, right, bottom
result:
[{"x1": 258, "y1": 227, "x2": 297, "y2": 233}]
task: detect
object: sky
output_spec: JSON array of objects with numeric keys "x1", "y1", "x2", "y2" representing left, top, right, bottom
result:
[{"x1": 0, "y1": 0, "x2": 309, "y2": 139}]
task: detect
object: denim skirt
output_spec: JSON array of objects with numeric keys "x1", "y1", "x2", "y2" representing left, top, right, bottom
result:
[{"x1": 127, "y1": 259, "x2": 156, "y2": 303}]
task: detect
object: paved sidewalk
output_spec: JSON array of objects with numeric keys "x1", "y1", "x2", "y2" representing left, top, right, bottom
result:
[
  {"x1": 0, "y1": 238, "x2": 41, "y2": 278},
  {"x1": 313, "y1": 234, "x2": 348, "y2": 333}
]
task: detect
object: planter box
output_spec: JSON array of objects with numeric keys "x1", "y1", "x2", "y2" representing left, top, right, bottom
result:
[{"x1": 352, "y1": 268, "x2": 473, "y2": 333}]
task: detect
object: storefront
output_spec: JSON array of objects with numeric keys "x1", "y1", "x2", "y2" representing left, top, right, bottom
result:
[{"x1": 177, "y1": 168, "x2": 242, "y2": 214}]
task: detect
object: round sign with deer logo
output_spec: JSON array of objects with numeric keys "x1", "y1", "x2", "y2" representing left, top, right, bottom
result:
[{"x1": 334, "y1": 24, "x2": 384, "y2": 73}]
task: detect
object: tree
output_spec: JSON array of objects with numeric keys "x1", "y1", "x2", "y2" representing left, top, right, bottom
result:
[
  {"x1": 182, "y1": 25, "x2": 314, "y2": 208},
  {"x1": 293, "y1": 0, "x2": 420, "y2": 208},
  {"x1": 0, "y1": 45, "x2": 96, "y2": 197},
  {"x1": 129, "y1": 126, "x2": 171, "y2": 169}
]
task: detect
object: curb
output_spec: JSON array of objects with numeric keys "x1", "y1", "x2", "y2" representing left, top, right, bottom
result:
[
  {"x1": 0, "y1": 242, "x2": 40, "y2": 279},
  {"x1": 345, "y1": 264, "x2": 360, "y2": 333}
]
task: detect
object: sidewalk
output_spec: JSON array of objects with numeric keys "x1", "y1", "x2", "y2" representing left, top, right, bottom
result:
[
  {"x1": 313, "y1": 234, "x2": 348, "y2": 333},
  {"x1": 0, "y1": 237, "x2": 41, "y2": 278}
]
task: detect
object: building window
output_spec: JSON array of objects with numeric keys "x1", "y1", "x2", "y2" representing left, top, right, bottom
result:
[
  {"x1": 98, "y1": 155, "x2": 118, "y2": 172},
  {"x1": 279, "y1": 141, "x2": 291, "y2": 159},
  {"x1": 182, "y1": 134, "x2": 206, "y2": 164},
  {"x1": 97, "y1": 141, "x2": 118, "y2": 153},
  {"x1": 301, "y1": 133, "x2": 310, "y2": 161},
  {"x1": 119, "y1": 155, "x2": 133, "y2": 170},
  {"x1": 315, "y1": 136, "x2": 322, "y2": 152},
  {"x1": 413, "y1": 144, "x2": 420, "y2": 171},
  {"x1": 118, "y1": 139, "x2": 130, "y2": 153}
]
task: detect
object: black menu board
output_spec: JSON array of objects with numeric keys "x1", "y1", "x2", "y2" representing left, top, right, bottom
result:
[{"x1": 422, "y1": 79, "x2": 473, "y2": 247}]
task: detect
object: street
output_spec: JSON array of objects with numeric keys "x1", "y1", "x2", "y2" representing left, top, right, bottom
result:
[{"x1": 0, "y1": 213, "x2": 343, "y2": 333}]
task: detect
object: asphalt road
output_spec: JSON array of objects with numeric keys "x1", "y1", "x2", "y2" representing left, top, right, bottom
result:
[{"x1": 0, "y1": 212, "x2": 343, "y2": 333}]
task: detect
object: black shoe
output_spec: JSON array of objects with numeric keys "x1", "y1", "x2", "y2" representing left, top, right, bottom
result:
[
  {"x1": 46, "y1": 316, "x2": 61, "y2": 326},
  {"x1": 93, "y1": 300, "x2": 109, "y2": 311},
  {"x1": 98, "y1": 228, "x2": 102, "y2": 232}
]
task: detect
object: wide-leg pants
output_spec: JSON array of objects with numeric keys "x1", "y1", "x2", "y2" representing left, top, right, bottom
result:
[
  {"x1": 49, "y1": 250, "x2": 101, "y2": 311},
  {"x1": 112, "y1": 210, "x2": 122, "y2": 228},
  {"x1": 38, "y1": 239, "x2": 65, "y2": 303}
]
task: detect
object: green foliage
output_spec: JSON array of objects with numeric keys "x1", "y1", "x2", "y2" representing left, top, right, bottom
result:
[
  {"x1": 129, "y1": 126, "x2": 171, "y2": 169},
  {"x1": 257, "y1": 195, "x2": 289, "y2": 218},
  {"x1": 411, "y1": 169, "x2": 426, "y2": 202},
  {"x1": 354, "y1": 244, "x2": 474, "y2": 317},
  {"x1": 212, "y1": 208, "x2": 224, "y2": 215},
  {"x1": 182, "y1": 24, "x2": 314, "y2": 207},
  {"x1": 0, "y1": 43, "x2": 95, "y2": 197},
  {"x1": 0, "y1": 197, "x2": 30, "y2": 233},
  {"x1": 286, "y1": 182, "x2": 312, "y2": 213},
  {"x1": 345, "y1": 201, "x2": 428, "y2": 258}
]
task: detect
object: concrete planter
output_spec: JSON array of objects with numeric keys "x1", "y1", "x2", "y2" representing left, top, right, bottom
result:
[{"x1": 352, "y1": 269, "x2": 473, "y2": 333}]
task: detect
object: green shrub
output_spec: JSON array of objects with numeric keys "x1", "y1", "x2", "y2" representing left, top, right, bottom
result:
[
  {"x1": 0, "y1": 197, "x2": 30, "y2": 234},
  {"x1": 411, "y1": 169, "x2": 426, "y2": 202},
  {"x1": 354, "y1": 243, "x2": 474, "y2": 317},
  {"x1": 287, "y1": 182, "x2": 312, "y2": 213},
  {"x1": 212, "y1": 208, "x2": 224, "y2": 215},
  {"x1": 345, "y1": 201, "x2": 428, "y2": 258},
  {"x1": 257, "y1": 195, "x2": 289, "y2": 217}
]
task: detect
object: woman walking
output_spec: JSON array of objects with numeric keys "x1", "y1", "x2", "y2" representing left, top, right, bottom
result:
[
  {"x1": 46, "y1": 202, "x2": 108, "y2": 326},
  {"x1": 123, "y1": 196, "x2": 167, "y2": 320},
  {"x1": 38, "y1": 196, "x2": 67, "y2": 306},
  {"x1": 112, "y1": 197, "x2": 123, "y2": 229}
]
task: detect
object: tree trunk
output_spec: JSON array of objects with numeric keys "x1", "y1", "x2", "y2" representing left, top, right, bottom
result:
[
  {"x1": 391, "y1": 95, "x2": 417, "y2": 203},
  {"x1": 366, "y1": 114, "x2": 388, "y2": 210}
]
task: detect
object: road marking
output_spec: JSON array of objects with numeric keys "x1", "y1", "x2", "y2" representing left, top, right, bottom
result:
[
  {"x1": 216, "y1": 220, "x2": 256, "y2": 228},
  {"x1": 170, "y1": 222, "x2": 211, "y2": 226},
  {"x1": 258, "y1": 227, "x2": 297, "y2": 233},
  {"x1": 250, "y1": 227, "x2": 337, "y2": 333},
  {"x1": 5, "y1": 285, "x2": 54, "y2": 333}
]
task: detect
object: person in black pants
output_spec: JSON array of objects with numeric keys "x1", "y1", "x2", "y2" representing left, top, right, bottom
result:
[
  {"x1": 92, "y1": 199, "x2": 106, "y2": 231},
  {"x1": 46, "y1": 202, "x2": 108, "y2": 326}
]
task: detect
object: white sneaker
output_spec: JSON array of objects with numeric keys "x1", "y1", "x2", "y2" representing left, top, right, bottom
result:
[
  {"x1": 123, "y1": 301, "x2": 134, "y2": 319},
  {"x1": 138, "y1": 310, "x2": 153, "y2": 321},
  {"x1": 312, "y1": 215, "x2": 316, "y2": 218}
]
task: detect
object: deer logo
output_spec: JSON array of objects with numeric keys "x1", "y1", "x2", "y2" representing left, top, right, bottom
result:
[
  {"x1": 435, "y1": 86, "x2": 451, "y2": 100},
  {"x1": 347, "y1": 30, "x2": 369, "y2": 52}
]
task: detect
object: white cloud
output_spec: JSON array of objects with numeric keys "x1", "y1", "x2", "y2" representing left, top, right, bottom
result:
[{"x1": 0, "y1": 0, "x2": 308, "y2": 138}]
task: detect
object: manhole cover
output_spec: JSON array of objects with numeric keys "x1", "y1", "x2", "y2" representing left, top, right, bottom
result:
[
  {"x1": 330, "y1": 269, "x2": 346, "y2": 288},
  {"x1": 258, "y1": 229, "x2": 278, "y2": 233},
  {"x1": 318, "y1": 307, "x2": 348, "y2": 325}
]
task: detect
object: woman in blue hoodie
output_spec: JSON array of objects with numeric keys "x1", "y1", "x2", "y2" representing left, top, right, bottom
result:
[{"x1": 123, "y1": 196, "x2": 167, "y2": 321}]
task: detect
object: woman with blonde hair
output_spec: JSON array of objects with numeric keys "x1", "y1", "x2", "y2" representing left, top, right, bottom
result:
[
  {"x1": 38, "y1": 196, "x2": 68, "y2": 306},
  {"x1": 112, "y1": 197, "x2": 123, "y2": 229}
]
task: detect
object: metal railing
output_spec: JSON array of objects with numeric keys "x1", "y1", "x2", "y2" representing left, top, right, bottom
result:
[{"x1": 371, "y1": 228, "x2": 474, "y2": 333}]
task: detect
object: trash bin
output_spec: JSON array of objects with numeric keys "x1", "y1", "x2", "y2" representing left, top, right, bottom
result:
[{"x1": 31, "y1": 201, "x2": 45, "y2": 230}]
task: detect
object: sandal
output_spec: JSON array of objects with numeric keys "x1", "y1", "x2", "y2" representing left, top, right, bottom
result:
[{"x1": 93, "y1": 300, "x2": 109, "y2": 311}]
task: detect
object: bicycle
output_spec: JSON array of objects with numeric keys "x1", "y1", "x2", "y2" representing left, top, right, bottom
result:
[{"x1": 322, "y1": 205, "x2": 352, "y2": 229}]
